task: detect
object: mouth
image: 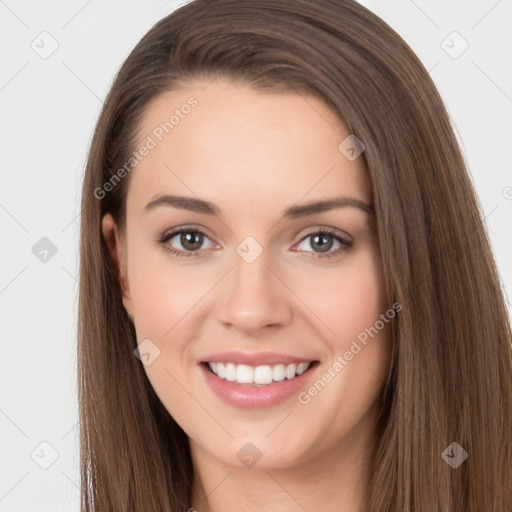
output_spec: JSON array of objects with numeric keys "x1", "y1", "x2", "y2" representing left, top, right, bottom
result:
[{"x1": 199, "y1": 359, "x2": 320, "y2": 408}]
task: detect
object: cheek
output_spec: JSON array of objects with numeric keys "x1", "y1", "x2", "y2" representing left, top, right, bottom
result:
[
  {"x1": 327, "y1": 252, "x2": 392, "y2": 405},
  {"x1": 296, "y1": 254, "x2": 392, "y2": 437},
  {"x1": 294, "y1": 249, "x2": 388, "y2": 345},
  {"x1": 334, "y1": 253, "x2": 391, "y2": 377},
  {"x1": 126, "y1": 238, "x2": 207, "y2": 338},
  {"x1": 125, "y1": 245, "x2": 206, "y2": 421},
  {"x1": 336, "y1": 266, "x2": 387, "y2": 342}
]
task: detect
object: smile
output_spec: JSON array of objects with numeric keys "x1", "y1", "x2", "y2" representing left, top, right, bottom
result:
[{"x1": 199, "y1": 360, "x2": 320, "y2": 408}]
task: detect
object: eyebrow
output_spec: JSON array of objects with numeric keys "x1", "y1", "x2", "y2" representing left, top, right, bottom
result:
[{"x1": 144, "y1": 194, "x2": 374, "y2": 218}]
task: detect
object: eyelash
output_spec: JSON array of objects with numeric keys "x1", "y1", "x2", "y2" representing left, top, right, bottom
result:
[{"x1": 157, "y1": 225, "x2": 353, "y2": 260}]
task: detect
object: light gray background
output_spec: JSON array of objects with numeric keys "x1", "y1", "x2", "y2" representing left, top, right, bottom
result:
[{"x1": 1, "y1": 0, "x2": 511, "y2": 510}]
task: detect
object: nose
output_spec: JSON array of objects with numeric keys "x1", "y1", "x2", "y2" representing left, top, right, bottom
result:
[{"x1": 216, "y1": 246, "x2": 293, "y2": 334}]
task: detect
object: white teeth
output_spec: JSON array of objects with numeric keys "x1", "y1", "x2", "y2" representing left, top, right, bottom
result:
[
  {"x1": 236, "y1": 364, "x2": 254, "y2": 384},
  {"x1": 207, "y1": 361, "x2": 313, "y2": 385},
  {"x1": 272, "y1": 364, "x2": 285, "y2": 382},
  {"x1": 225, "y1": 363, "x2": 237, "y2": 381},
  {"x1": 285, "y1": 364, "x2": 296, "y2": 379},
  {"x1": 254, "y1": 365, "x2": 273, "y2": 384}
]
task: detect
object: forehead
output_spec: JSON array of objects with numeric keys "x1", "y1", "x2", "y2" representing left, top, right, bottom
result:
[{"x1": 127, "y1": 79, "x2": 370, "y2": 218}]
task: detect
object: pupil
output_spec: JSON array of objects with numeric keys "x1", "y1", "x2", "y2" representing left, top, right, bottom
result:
[{"x1": 312, "y1": 234, "x2": 333, "y2": 253}]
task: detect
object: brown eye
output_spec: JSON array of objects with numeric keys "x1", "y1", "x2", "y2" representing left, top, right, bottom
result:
[
  {"x1": 159, "y1": 228, "x2": 215, "y2": 258},
  {"x1": 177, "y1": 231, "x2": 204, "y2": 251}
]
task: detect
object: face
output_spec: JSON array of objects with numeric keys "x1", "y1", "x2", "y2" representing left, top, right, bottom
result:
[{"x1": 102, "y1": 78, "x2": 393, "y2": 472}]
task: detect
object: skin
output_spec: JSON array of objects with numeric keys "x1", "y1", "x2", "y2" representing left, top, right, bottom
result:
[{"x1": 102, "y1": 78, "x2": 393, "y2": 512}]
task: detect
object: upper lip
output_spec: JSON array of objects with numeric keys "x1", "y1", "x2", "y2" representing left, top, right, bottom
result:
[{"x1": 198, "y1": 351, "x2": 317, "y2": 367}]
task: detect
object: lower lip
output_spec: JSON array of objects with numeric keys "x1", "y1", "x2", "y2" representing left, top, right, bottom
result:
[{"x1": 198, "y1": 362, "x2": 319, "y2": 409}]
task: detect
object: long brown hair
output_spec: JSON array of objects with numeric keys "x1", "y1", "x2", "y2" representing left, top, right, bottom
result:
[{"x1": 78, "y1": 0, "x2": 512, "y2": 510}]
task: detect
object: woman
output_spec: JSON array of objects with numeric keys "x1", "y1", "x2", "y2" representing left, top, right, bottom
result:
[{"x1": 78, "y1": 0, "x2": 512, "y2": 510}]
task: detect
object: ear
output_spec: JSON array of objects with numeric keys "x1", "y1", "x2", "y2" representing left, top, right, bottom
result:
[{"x1": 101, "y1": 213, "x2": 133, "y2": 316}]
